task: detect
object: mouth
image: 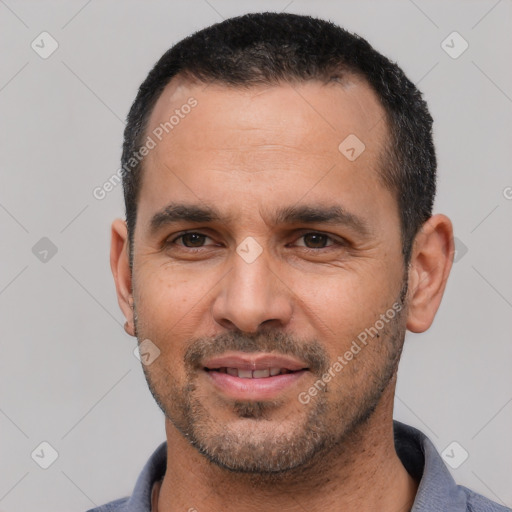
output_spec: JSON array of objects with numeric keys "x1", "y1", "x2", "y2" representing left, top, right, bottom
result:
[
  {"x1": 202, "y1": 353, "x2": 309, "y2": 400},
  {"x1": 205, "y1": 367, "x2": 301, "y2": 378}
]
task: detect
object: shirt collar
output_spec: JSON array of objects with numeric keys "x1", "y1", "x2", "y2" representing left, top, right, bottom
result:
[{"x1": 394, "y1": 420, "x2": 470, "y2": 511}]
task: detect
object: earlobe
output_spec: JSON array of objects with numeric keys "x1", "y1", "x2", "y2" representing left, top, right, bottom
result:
[
  {"x1": 405, "y1": 214, "x2": 454, "y2": 333},
  {"x1": 110, "y1": 218, "x2": 136, "y2": 337}
]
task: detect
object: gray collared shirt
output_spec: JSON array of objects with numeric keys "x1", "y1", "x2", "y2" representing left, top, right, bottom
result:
[{"x1": 87, "y1": 420, "x2": 510, "y2": 511}]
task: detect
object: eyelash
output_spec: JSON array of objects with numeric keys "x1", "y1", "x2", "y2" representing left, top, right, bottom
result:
[{"x1": 165, "y1": 231, "x2": 345, "y2": 253}]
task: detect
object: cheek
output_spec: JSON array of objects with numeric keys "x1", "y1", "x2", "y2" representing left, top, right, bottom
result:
[
  {"x1": 134, "y1": 266, "x2": 214, "y2": 355},
  {"x1": 291, "y1": 269, "x2": 394, "y2": 336},
  {"x1": 137, "y1": 265, "x2": 203, "y2": 316},
  {"x1": 289, "y1": 271, "x2": 403, "y2": 382}
]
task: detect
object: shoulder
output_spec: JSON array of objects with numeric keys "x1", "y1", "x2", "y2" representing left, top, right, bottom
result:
[
  {"x1": 393, "y1": 421, "x2": 511, "y2": 512},
  {"x1": 463, "y1": 486, "x2": 511, "y2": 512},
  {"x1": 86, "y1": 497, "x2": 129, "y2": 511},
  {"x1": 85, "y1": 441, "x2": 167, "y2": 512}
]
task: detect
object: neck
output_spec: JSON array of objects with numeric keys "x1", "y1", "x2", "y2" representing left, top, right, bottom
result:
[{"x1": 157, "y1": 380, "x2": 418, "y2": 512}]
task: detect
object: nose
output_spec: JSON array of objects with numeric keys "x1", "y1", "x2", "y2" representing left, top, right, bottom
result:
[{"x1": 211, "y1": 247, "x2": 294, "y2": 333}]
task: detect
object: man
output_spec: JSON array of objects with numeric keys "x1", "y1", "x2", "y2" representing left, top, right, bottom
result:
[{"x1": 93, "y1": 12, "x2": 509, "y2": 512}]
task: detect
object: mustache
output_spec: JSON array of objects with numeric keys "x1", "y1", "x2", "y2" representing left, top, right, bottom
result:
[{"x1": 184, "y1": 329, "x2": 331, "y2": 376}]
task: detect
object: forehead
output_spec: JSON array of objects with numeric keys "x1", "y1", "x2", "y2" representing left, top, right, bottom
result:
[
  {"x1": 144, "y1": 74, "x2": 388, "y2": 165},
  {"x1": 137, "y1": 75, "x2": 393, "y2": 232}
]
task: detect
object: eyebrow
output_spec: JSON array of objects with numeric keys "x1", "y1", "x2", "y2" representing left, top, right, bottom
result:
[{"x1": 148, "y1": 202, "x2": 371, "y2": 236}]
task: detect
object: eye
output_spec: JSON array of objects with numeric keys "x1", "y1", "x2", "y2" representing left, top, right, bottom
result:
[
  {"x1": 169, "y1": 232, "x2": 214, "y2": 248},
  {"x1": 164, "y1": 231, "x2": 345, "y2": 252},
  {"x1": 294, "y1": 232, "x2": 336, "y2": 249}
]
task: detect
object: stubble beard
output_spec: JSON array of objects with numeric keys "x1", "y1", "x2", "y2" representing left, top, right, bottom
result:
[{"x1": 135, "y1": 280, "x2": 408, "y2": 479}]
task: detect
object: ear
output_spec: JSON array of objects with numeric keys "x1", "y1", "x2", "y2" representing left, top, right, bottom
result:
[
  {"x1": 110, "y1": 218, "x2": 135, "y2": 337},
  {"x1": 406, "y1": 214, "x2": 454, "y2": 333}
]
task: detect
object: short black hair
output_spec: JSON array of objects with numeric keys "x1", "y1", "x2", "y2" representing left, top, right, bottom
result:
[{"x1": 121, "y1": 12, "x2": 436, "y2": 269}]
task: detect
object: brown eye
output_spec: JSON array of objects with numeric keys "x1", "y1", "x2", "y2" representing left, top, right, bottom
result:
[
  {"x1": 294, "y1": 232, "x2": 338, "y2": 249},
  {"x1": 178, "y1": 233, "x2": 208, "y2": 247},
  {"x1": 301, "y1": 233, "x2": 331, "y2": 249},
  {"x1": 165, "y1": 232, "x2": 215, "y2": 250}
]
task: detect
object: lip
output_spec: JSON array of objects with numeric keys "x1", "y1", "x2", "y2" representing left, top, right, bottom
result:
[
  {"x1": 202, "y1": 352, "x2": 309, "y2": 400},
  {"x1": 203, "y1": 352, "x2": 308, "y2": 372},
  {"x1": 206, "y1": 369, "x2": 308, "y2": 400}
]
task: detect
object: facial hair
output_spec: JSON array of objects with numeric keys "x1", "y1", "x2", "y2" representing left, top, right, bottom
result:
[{"x1": 134, "y1": 278, "x2": 409, "y2": 476}]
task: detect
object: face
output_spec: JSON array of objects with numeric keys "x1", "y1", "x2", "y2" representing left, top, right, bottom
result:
[{"x1": 128, "y1": 77, "x2": 409, "y2": 474}]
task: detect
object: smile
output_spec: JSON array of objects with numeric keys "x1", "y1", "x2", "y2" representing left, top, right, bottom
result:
[
  {"x1": 205, "y1": 367, "x2": 299, "y2": 378},
  {"x1": 202, "y1": 353, "x2": 309, "y2": 399}
]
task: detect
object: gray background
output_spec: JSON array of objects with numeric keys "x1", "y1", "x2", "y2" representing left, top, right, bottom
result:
[{"x1": 1, "y1": 0, "x2": 511, "y2": 510}]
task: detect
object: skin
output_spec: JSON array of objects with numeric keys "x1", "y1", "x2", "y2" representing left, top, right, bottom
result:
[{"x1": 111, "y1": 76, "x2": 454, "y2": 511}]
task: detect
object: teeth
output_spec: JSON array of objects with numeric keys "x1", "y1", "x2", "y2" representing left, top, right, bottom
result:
[
  {"x1": 222, "y1": 367, "x2": 288, "y2": 378},
  {"x1": 253, "y1": 369, "x2": 270, "y2": 378}
]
